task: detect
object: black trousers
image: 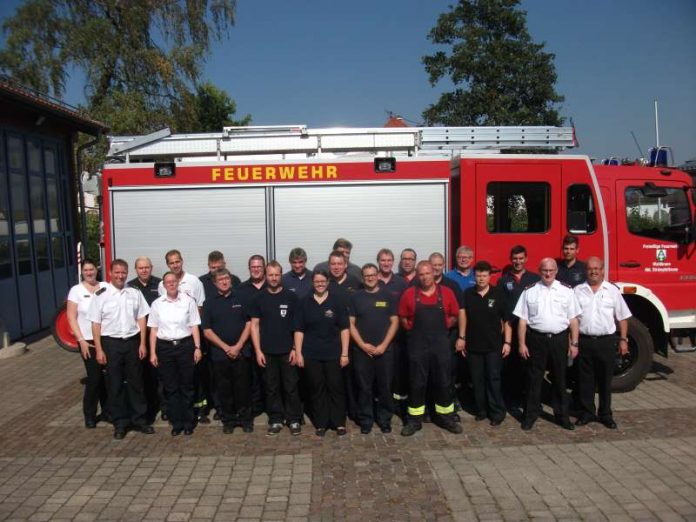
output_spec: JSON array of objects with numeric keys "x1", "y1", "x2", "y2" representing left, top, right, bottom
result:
[
  {"x1": 194, "y1": 344, "x2": 214, "y2": 415},
  {"x1": 304, "y1": 358, "x2": 346, "y2": 430},
  {"x1": 407, "y1": 332, "x2": 452, "y2": 417},
  {"x1": 213, "y1": 356, "x2": 252, "y2": 426},
  {"x1": 469, "y1": 350, "x2": 506, "y2": 422},
  {"x1": 391, "y1": 336, "x2": 410, "y2": 401},
  {"x1": 502, "y1": 334, "x2": 526, "y2": 405},
  {"x1": 143, "y1": 356, "x2": 162, "y2": 423},
  {"x1": 82, "y1": 346, "x2": 108, "y2": 422},
  {"x1": 263, "y1": 353, "x2": 302, "y2": 424},
  {"x1": 577, "y1": 335, "x2": 616, "y2": 420},
  {"x1": 156, "y1": 340, "x2": 196, "y2": 430},
  {"x1": 524, "y1": 330, "x2": 569, "y2": 422},
  {"x1": 352, "y1": 345, "x2": 395, "y2": 428},
  {"x1": 102, "y1": 335, "x2": 148, "y2": 430}
]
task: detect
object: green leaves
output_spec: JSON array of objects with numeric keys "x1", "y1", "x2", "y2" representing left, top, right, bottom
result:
[{"x1": 423, "y1": 0, "x2": 564, "y2": 127}]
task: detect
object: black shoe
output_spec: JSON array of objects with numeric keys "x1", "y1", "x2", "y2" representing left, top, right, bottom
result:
[
  {"x1": 171, "y1": 428, "x2": 182, "y2": 436},
  {"x1": 289, "y1": 422, "x2": 302, "y2": 436},
  {"x1": 242, "y1": 423, "x2": 254, "y2": 433},
  {"x1": 400, "y1": 422, "x2": 422, "y2": 437},
  {"x1": 85, "y1": 419, "x2": 97, "y2": 429},
  {"x1": 267, "y1": 423, "x2": 283, "y2": 436},
  {"x1": 378, "y1": 424, "x2": 392, "y2": 434},
  {"x1": 161, "y1": 412, "x2": 169, "y2": 422},
  {"x1": 558, "y1": 418, "x2": 575, "y2": 431},
  {"x1": 315, "y1": 428, "x2": 326, "y2": 437},
  {"x1": 521, "y1": 419, "x2": 535, "y2": 431},
  {"x1": 600, "y1": 418, "x2": 617, "y2": 430},
  {"x1": 213, "y1": 411, "x2": 221, "y2": 421},
  {"x1": 223, "y1": 424, "x2": 234, "y2": 434},
  {"x1": 360, "y1": 425, "x2": 372, "y2": 435},
  {"x1": 452, "y1": 412, "x2": 461, "y2": 423},
  {"x1": 113, "y1": 429, "x2": 126, "y2": 440},
  {"x1": 575, "y1": 416, "x2": 594, "y2": 426},
  {"x1": 440, "y1": 415, "x2": 463, "y2": 434},
  {"x1": 184, "y1": 428, "x2": 194, "y2": 436},
  {"x1": 490, "y1": 418, "x2": 503, "y2": 427},
  {"x1": 475, "y1": 414, "x2": 487, "y2": 422},
  {"x1": 336, "y1": 427, "x2": 347, "y2": 436},
  {"x1": 136, "y1": 425, "x2": 155, "y2": 434}
]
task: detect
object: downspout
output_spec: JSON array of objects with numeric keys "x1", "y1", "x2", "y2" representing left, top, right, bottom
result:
[{"x1": 76, "y1": 133, "x2": 102, "y2": 262}]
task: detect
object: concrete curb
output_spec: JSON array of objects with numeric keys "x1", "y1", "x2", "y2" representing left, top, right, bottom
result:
[{"x1": 0, "y1": 343, "x2": 28, "y2": 359}]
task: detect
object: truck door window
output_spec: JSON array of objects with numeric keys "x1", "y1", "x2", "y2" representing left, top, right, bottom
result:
[
  {"x1": 487, "y1": 182, "x2": 550, "y2": 233},
  {"x1": 567, "y1": 184, "x2": 596, "y2": 234},
  {"x1": 625, "y1": 186, "x2": 691, "y2": 241}
]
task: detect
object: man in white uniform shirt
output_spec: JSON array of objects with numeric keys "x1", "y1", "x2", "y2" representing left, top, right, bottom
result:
[
  {"x1": 514, "y1": 257, "x2": 580, "y2": 431},
  {"x1": 90, "y1": 259, "x2": 151, "y2": 439},
  {"x1": 158, "y1": 249, "x2": 205, "y2": 307},
  {"x1": 574, "y1": 256, "x2": 631, "y2": 429}
]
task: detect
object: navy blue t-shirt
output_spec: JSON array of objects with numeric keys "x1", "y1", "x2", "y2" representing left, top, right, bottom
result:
[
  {"x1": 248, "y1": 288, "x2": 298, "y2": 355},
  {"x1": 349, "y1": 288, "x2": 397, "y2": 347},
  {"x1": 294, "y1": 293, "x2": 349, "y2": 361},
  {"x1": 201, "y1": 291, "x2": 249, "y2": 361}
]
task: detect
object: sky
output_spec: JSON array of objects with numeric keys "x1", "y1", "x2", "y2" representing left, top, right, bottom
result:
[{"x1": 1, "y1": 0, "x2": 695, "y2": 164}]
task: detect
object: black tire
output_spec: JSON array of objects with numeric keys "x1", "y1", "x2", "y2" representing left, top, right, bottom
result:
[{"x1": 612, "y1": 317, "x2": 653, "y2": 393}]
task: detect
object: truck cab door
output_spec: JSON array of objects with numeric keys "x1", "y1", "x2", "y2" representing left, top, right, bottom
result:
[
  {"x1": 615, "y1": 179, "x2": 696, "y2": 341},
  {"x1": 474, "y1": 162, "x2": 562, "y2": 274}
]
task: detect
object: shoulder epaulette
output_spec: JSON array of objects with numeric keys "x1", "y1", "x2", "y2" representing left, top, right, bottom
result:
[
  {"x1": 610, "y1": 282, "x2": 620, "y2": 290},
  {"x1": 523, "y1": 282, "x2": 536, "y2": 290},
  {"x1": 558, "y1": 280, "x2": 572, "y2": 289},
  {"x1": 96, "y1": 287, "x2": 106, "y2": 295}
]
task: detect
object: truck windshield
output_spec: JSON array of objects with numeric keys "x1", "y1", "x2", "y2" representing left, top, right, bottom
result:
[{"x1": 625, "y1": 186, "x2": 692, "y2": 242}]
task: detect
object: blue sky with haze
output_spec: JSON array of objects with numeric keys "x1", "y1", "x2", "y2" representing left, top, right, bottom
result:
[{"x1": 2, "y1": 0, "x2": 695, "y2": 164}]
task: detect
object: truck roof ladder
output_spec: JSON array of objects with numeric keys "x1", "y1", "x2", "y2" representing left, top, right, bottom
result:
[{"x1": 107, "y1": 125, "x2": 576, "y2": 162}]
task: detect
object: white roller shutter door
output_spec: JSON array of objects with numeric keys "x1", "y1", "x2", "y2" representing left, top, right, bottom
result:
[
  {"x1": 110, "y1": 187, "x2": 267, "y2": 277},
  {"x1": 273, "y1": 183, "x2": 448, "y2": 269}
]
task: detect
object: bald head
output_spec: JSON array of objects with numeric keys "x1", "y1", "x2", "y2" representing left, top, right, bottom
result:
[
  {"x1": 586, "y1": 256, "x2": 605, "y2": 286},
  {"x1": 539, "y1": 257, "x2": 558, "y2": 286}
]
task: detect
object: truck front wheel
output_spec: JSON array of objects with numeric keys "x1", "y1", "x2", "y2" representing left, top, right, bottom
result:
[{"x1": 612, "y1": 317, "x2": 653, "y2": 392}]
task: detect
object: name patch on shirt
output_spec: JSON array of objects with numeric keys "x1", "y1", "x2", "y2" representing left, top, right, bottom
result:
[
  {"x1": 324, "y1": 309, "x2": 334, "y2": 319},
  {"x1": 374, "y1": 301, "x2": 388, "y2": 308}
]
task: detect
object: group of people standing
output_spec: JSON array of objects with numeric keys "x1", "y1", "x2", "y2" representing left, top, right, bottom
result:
[{"x1": 66, "y1": 235, "x2": 632, "y2": 439}]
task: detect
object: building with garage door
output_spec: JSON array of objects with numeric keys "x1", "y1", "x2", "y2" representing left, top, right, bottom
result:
[{"x1": 0, "y1": 76, "x2": 106, "y2": 342}]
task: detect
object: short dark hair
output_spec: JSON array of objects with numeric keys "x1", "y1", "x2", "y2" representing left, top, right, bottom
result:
[
  {"x1": 213, "y1": 268, "x2": 232, "y2": 281},
  {"x1": 332, "y1": 238, "x2": 353, "y2": 250},
  {"x1": 376, "y1": 248, "x2": 394, "y2": 261},
  {"x1": 328, "y1": 250, "x2": 346, "y2": 262},
  {"x1": 208, "y1": 250, "x2": 224, "y2": 263},
  {"x1": 313, "y1": 269, "x2": 330, "y2": 281},
  {"x1": 81, "y1": 258, "x2": 98, "y2": 269},
  {"x1": 474, "y1": 260, "x2": 492, "y2": 274},
  {"x1": 162, "y1": 271, "x2": 177, "y2": 282},
  {"x1": 361, "y1": 263, "x2": 378, "y2": 275},
  {"x1": 248, "y1": 254, "x2": 266, "y2": 267},
  {"x1": 288, "y1": 247, "x2": 307, "y2": 262},
  {"x1": 510, "y1": 245, "x2": 527, "y2": 257},
  {"x1": 562, "y1": 235, "x2": 579, "y2": 247},
  {"x1": 165, "y1": 249, "x2": 182, "y2": 262},
  {"x1": 111, "y1": 258, "x2": 128, "y2": 270}
]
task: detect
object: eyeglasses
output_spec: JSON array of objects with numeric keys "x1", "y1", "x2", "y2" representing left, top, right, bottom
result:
[{"x1": 363, "y1": 273, "x2": 378, "y2": 278}]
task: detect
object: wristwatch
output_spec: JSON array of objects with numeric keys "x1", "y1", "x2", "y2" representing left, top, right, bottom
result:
[
  {"x1": 618, "y1": 337, "x2": 629, "y2": 343},
  {"x1": 458, "y1": 335, "x2": 466, "y2": 341},
  {"x1": 570, "y1": 341, "x2": 579, "y2": 347}
]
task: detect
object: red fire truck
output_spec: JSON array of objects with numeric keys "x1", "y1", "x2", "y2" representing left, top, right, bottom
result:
[{"x1": 94, "y1": 124, "x2": 695, "y2": 391}]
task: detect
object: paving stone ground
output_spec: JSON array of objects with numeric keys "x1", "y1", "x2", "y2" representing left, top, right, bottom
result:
[{"x1": 1, "y1": 336, "x2": 696, "y2": 521}]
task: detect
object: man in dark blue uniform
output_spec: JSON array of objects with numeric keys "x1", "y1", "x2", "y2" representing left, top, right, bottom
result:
[
  {"x1": 282, "y1": 247, "x2": 313, "y2": 300},
  {"x1": 349, "y1": 263, "x2": 399, "y2": 434},
  {"x1": 557, "y1": 235, "x2": 587, "y2": 287}
]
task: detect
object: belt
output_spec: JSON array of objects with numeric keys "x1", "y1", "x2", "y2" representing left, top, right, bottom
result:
[
  {"x1": 528, "y1": 328, "x2": 567, "y2": 338},
  {"x1": 580, "y1": 333, "x2": 615, "y2": 339},
  {"x1": 158, "y1": 336, "x2": 192, "y2": 347},
  {"x1": 104, "y1": 333, "x2": 139, "y2": 341}
]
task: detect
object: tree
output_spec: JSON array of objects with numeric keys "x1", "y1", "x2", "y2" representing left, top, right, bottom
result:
[
  {"x1": 422, "y1": 0, "x2": 564, "y2": 127},
  {"x1": 0, "y1": 0, "x2": 244, "y2": 135},
  {"x1": 176, "y1": 81, "x2": 251, "y2": 132}
]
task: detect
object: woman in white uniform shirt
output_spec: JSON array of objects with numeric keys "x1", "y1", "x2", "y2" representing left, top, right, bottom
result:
[
  {"x1": 148, "y1": 272, "x2": 202, "y2": 436},
  {"x1": 66, "y1": 259, "x2": 109, "y2": 429}
]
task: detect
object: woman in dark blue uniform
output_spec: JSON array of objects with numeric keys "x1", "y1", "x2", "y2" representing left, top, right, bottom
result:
[{"x1": 293, "y1": 270, "x2": 350, "y2": 437}]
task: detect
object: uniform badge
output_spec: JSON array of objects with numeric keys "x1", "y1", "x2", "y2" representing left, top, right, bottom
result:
[
  {"x1": 375, "y1": 301, "x2": 387, "y2": 308},
  {"x1": 506, "y1": 282, "x2": 513, "y2": 291},
  {"x1": 324, "y1": 309, "x2": 334, "y2": 318},
  {"x1": 280, "y1": 304, "x2": 288, "y2": 317},
  {"x1": 488, "y1": 299, "x2": 495, "y2": 308}
]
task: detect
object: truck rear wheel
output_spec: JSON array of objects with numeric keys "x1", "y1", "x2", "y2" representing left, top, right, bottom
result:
[
  {"x1": 51, "y1": 302, "x2": 80, "y2": 353},
  {"x1": 612, "y1": 317, "x2": 653, "y2": 393}
]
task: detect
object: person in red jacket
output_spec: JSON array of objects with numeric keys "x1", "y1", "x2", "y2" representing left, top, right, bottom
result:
[{"x1": 398, "y1": 261, "x2": 462, "y2": 436}]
